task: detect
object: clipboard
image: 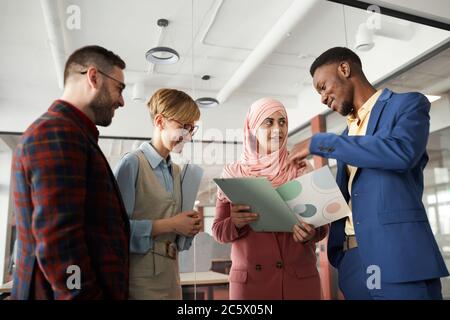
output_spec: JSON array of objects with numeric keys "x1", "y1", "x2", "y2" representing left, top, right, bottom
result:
[
  {"x1": 214, "y1": 166, "x2": 350, "y2": 232},
  {"x1": 177, "y1": 163, "x2": 204, "y2": 249},
  {"x1": 213, "y1": 177, "x2": 299, "y2": 232},
  {"x1": 180, "y1": 163, "x2": 204, "y2": 211}
]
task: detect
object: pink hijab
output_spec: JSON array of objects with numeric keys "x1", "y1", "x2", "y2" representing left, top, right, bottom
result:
[{"x1": 217, "y1": 97, "x2": 311, "y2": 201}]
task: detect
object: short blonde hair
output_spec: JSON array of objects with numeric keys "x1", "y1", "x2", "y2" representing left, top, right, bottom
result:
[{"x1": 147, "y1": 88, "x2": 200, "y2": 123}]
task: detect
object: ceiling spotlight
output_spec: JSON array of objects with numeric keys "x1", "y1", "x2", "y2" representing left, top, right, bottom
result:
[
  {"x1": 145, "y1": 18, "x2": 179, "y2": 65},
  {"x1": 132, "y1": 82, "x2": 146, "y2": 102},
  {"x1": 355, "y1": 16, "x2": 414, "y2": 52},
  {"x1": 355, "y1": 24, "x2": 374, "y2": 51},
  {"x1": 196, "y1": 97, "x2": 219, "y2": 108}
]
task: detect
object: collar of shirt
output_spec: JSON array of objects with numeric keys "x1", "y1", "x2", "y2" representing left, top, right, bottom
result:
[
  {"x1": 346, "y1": 90, "x2": 383, "y2": 128},
  {"x1": 55, "y1": 99, "x2": 100, "y2": 140},
  {"x1": 139, "y1": 141, "x2": 172, "y2": 170}
]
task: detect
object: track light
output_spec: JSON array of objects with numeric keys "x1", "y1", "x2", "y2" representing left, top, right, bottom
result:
[
  {"x1": 355, "y1": 24, "x2": 374, "y2": 51},
  {"x1": 132, "y1": 82, "x2": 146, "y2": 102},
  {"x1": 355, "y1": 16, "x2": 414, "y2": 52}
]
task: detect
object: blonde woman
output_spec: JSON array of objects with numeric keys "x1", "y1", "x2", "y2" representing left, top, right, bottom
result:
[{"x1": 114, "y1": 88, "x2": 202, "y2": 299}]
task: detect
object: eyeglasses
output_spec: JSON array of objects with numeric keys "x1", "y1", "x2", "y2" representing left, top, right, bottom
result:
[
  {"x1": 80, "y1": 68, "x2": 126, "y2": 91},
  {"x1": 168, "y1": 118, "x2": 199, "y2": 137}
]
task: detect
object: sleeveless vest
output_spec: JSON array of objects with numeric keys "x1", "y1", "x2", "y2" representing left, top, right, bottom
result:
[{"x1": 128, "y1": 149, "x2": 182, "y2": 299}]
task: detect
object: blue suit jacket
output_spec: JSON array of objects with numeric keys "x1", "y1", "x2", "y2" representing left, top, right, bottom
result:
[{"x1": 310, "y1": 88, "x2": 449, "y2": 283}]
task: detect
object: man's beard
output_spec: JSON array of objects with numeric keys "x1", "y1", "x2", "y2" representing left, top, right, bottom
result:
[
  {"x1": 88, "y1": 86, "x2": 114, "y2": 127},
  {"x1": 339, "y1": 101, "x2": 354, "y2": 116}
]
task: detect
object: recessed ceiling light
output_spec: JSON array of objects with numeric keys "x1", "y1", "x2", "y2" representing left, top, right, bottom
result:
[
  {"x1": 196, "y1": 97, "x2": 219, "y2": 108},
  {"x1": 425, "y1": 95, "x2": 441, "y2": 103}
]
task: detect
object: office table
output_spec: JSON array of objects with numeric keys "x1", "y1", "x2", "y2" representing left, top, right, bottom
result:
[
  {"x1": 0, "y1": 281, "x2": 12, "y2": 299},
  {"x1": 180, "y1": 271, "x2": 229, "y2": 299}
]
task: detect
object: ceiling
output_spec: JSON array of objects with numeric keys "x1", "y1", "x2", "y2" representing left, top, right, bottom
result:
[
  {"x1": 1, "y1": 0, "x2": 449, "y2": 140},
  {"x1": 382, "y1": 46, "x2": 450, "y2": 95}
]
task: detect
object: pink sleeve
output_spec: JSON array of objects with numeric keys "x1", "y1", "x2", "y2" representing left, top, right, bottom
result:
[{"x1": 212, "y1": 198, "x2": 250, "y2": 243}]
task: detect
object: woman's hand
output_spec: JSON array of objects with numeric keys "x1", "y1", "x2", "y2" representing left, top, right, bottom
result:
[
  {"x1": 230, "y1": 204, "x2": 259, "y2": 229},
  {"x1": 288, "y1": 139, "x2": 311, "y2": 164},
  {"x1": 294, "y1": 159, "x2": 314, "y2": 175},
  {"x1": 170, "y1": 211, "x2": 202, "y2": 237},
  {"x1": 293, "y1": 221, "x2": 316, "y2": 243}
]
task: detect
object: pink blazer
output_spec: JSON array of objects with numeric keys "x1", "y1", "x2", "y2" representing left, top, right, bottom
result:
[{"x1": 213, "y1": 198, "x2": 329, "y2": 300}]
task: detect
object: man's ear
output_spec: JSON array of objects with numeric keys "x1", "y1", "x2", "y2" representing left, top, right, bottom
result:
[
  {"x1": 338, "y1": 62, "x2": 351, "y2": 79},
  {"x1": 86, "y1": 67, "x2": 101, "y2": 89}
]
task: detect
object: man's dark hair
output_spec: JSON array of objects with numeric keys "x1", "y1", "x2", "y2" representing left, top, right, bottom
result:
[
  {"x1": 63, "y1": 45, "x2": 126, "y2": 85},
  {"x1": 310, "y1": 47, "x2": 362, "y2": 76}
]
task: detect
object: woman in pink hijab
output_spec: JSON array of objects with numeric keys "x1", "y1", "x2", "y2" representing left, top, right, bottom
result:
[{"x1": 213, "y1": 97, "x2": 329, "y2": 300}]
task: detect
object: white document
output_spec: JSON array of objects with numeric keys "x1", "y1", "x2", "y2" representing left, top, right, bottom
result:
[
  {"x1": 177, "y1": 163, "x2": 204, "y2": 249},
  {"x1": 180, "y1": 163, "x2": 204, "y2": 211},
  {"x1": 275, "y1": 166, "x2": 350, "y2": 227}
]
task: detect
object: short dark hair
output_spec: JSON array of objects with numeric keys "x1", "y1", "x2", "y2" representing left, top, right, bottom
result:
[
  {"x1": 310, "y1": 47, "x2": 362, "y2": 76},
  {"x1": 63, "y1": 45, "x2": 126, "y2": 85}
]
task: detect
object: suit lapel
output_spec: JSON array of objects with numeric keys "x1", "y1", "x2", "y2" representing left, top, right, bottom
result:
[
  {"x1": 336, "y1": 128, "x2": 350, "y2": 202},
  {"x1": 351, "y1": 88, "x2": 392, "y2": 184},
  {"x1": 365, "y1": 88, "x2": 392, "y2": 136}
]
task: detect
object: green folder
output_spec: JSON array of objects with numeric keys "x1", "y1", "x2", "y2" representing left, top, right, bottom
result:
[{"x1": 213, "y1": 177, "x2": 299, "y2": 232}]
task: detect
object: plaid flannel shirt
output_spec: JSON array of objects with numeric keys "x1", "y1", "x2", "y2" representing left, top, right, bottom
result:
[{"x1": 11, "y1": 100, "x2": 130, "y2": 299}]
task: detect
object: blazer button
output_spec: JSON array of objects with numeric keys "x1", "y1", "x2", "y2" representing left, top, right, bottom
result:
[
  {"x1": 255, "y1": 264, "x2": 262, "y2": 271},
  {"x1": 276, "y1": 261, "x2": 283, "y2": 269}
]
